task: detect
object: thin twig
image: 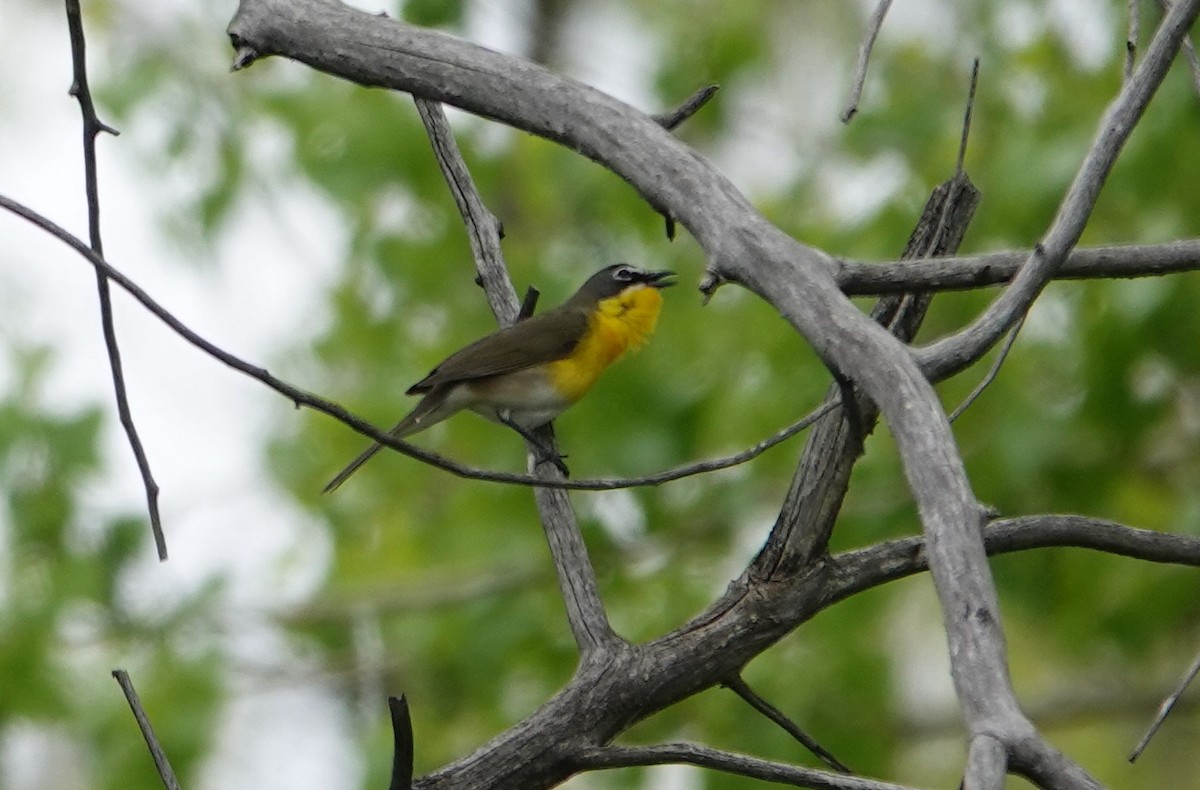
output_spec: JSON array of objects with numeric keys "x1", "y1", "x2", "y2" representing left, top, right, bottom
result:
[
  {"x1": 653, "y1": 84, "x2": 720, "y2": 240},
  {"x1": 112, "y1": 669, "x2": 182, "y2": 790},
  {"x1": 1127, "y1": 0, "x2": 1140, "y2": 82},
  {"x1": 652, "y1": 83, "x2": 720, "y2": 130},
  {"x1": 957, "y1": 59, "x2": 980, "y2": 175},
  {"x1": 1129, "y1": 646, "x2": 1200, "y2": 762},
  {"x1": 576, "y1": 743, "x2": 917, "y2": 790},
  {"x1": 722, "y1": 675, "x2": 852, "y2": 774},
  {"x1": 841, "y1": 0, "x2": 894, "y2": 123},
  {"x1": 947, "y1": 316, "x2": 1023, "y2": 422},
  {"x1": 64, "y1": 0, "x2": 166, "y2": 560}
]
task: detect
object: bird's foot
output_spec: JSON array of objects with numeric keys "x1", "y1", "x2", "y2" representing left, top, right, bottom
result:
[{"x1": 534, "y1": 448, "x2": 570, "y2": 478}]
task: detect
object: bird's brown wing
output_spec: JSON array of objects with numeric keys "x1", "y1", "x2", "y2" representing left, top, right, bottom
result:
[{"x1": 406, "y1": 308, "x2": 588, "y2": 394}]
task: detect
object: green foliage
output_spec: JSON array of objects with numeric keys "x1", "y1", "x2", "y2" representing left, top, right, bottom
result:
[{"x1": 0, "y1": 345, "x2": 221, "y2": 786}]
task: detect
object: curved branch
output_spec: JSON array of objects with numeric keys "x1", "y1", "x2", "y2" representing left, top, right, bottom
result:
[{"x1": 574, "y1": 743, "x2": 917, "y2": 790}]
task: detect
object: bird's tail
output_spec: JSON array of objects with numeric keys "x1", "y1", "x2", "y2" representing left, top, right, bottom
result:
[
  {"x1": 322, "y1": 392, "x2": 451, "y2": 493},
  {"x1": 322, "y1": 440, "x2": 384, "y2": 494}
]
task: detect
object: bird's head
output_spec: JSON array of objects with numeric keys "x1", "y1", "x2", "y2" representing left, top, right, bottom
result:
[{"x1": 573, "y1": 263, "x2": 676, "y2": 304}]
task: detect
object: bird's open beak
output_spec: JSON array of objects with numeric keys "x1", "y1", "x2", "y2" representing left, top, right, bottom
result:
[{"x1": 642, "y1": 270, "x2": 676, "y2": 288}]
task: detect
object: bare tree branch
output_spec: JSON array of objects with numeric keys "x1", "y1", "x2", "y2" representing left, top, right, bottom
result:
[
  {"x1": 575, "y1": 743, "x2": 916, "y2": 790},
  {"x1": 1157, "y1": 0, "x2": 1200, "y2": 97},
  {"x1": 837, "y1": 239, "x2": 1200, "y2": 295},
  {"x1": 1129, "y1": 646, "x2": 1200, "y2": 761},
  {"x1": 841, "y1": 0, "x2": 894, "y2": 123},
  {"x1": 753, "y1": 169, "x2": 979, "y2": 580},
  {"x1": 914, "y1": 0, "x2": 1200, "y2": 383},
  {"x1": 414, "y1": 97, "x2": 620, "y2": 653},
  {"x1": 947, "y1": 317, "x2": 1023, "y2": 423},
  {"x1": 652, "y1": 83, "x2": 720, "y2": 130},
  {"x1": 829, "y1": 515, "x2": 1200, "y2": 605},
  {"x1": 64, "y1": 0, "x2": 167, "y2": 560},
  {"x1": 965, "y1": 735, "x2": 1007, "y2": 789},
  {"x1": 722, "y1": 675, "x2": 852, "y2": 774},
  {"x1": 112, "y1": 669, "x2": 181, "y2": 790}
]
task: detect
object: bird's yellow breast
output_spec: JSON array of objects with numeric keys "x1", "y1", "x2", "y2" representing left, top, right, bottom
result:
[{"x1": 546, "y1": 285, "x2": 663, "y2": 403}]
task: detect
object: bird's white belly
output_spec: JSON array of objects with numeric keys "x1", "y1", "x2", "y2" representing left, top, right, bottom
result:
[{"x1": 462, "y1": 369, "x2": 572, "y2": 429}]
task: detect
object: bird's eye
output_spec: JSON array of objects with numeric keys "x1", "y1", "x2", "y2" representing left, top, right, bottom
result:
[{"x1": 613, "y1": 265, "x2": 635, "y2": 282}]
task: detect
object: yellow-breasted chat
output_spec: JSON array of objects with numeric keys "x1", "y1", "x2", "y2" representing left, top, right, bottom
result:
[{"x1": 323, "y1": 263, "x2": 675, "y2": 492}]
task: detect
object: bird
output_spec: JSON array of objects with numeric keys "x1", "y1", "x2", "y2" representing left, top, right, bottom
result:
[{"x1": 323, "y1": 263, "x2": 675, "y2": 492}]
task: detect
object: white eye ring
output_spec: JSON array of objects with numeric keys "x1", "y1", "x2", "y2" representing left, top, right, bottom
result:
[{"x1": 613, "y1": 265, "x2": 635, "y2": 282}]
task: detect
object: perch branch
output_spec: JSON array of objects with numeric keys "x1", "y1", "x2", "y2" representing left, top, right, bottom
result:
[
  {"x1": 218, "y1": 3, "x2": 1200, "y2": 787},
  {"x1": 2, "y1": 191, "x2": 835, "y2": 494},
  {"x1": 64, "y1": 0, "x2": 167, "y2": 560}
]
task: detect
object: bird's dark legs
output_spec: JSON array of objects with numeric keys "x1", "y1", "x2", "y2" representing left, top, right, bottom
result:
[{"x1": 498, "y1": 415, "x2": 571, "y2": 477}]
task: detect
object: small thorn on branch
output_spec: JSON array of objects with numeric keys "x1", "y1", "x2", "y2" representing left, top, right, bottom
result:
[
  {"x1": 652, "y1": 83, "x2": 720, "y2": 131},
  {"x1": 231, "y1": 44, "x2": 260, "y2": 71},
  {"x1": 517, "y1": 286, "x2": 540, "y2": 321},
  {"x1": 698, "y1": 270, "x2": 725, "y2": 305}
]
